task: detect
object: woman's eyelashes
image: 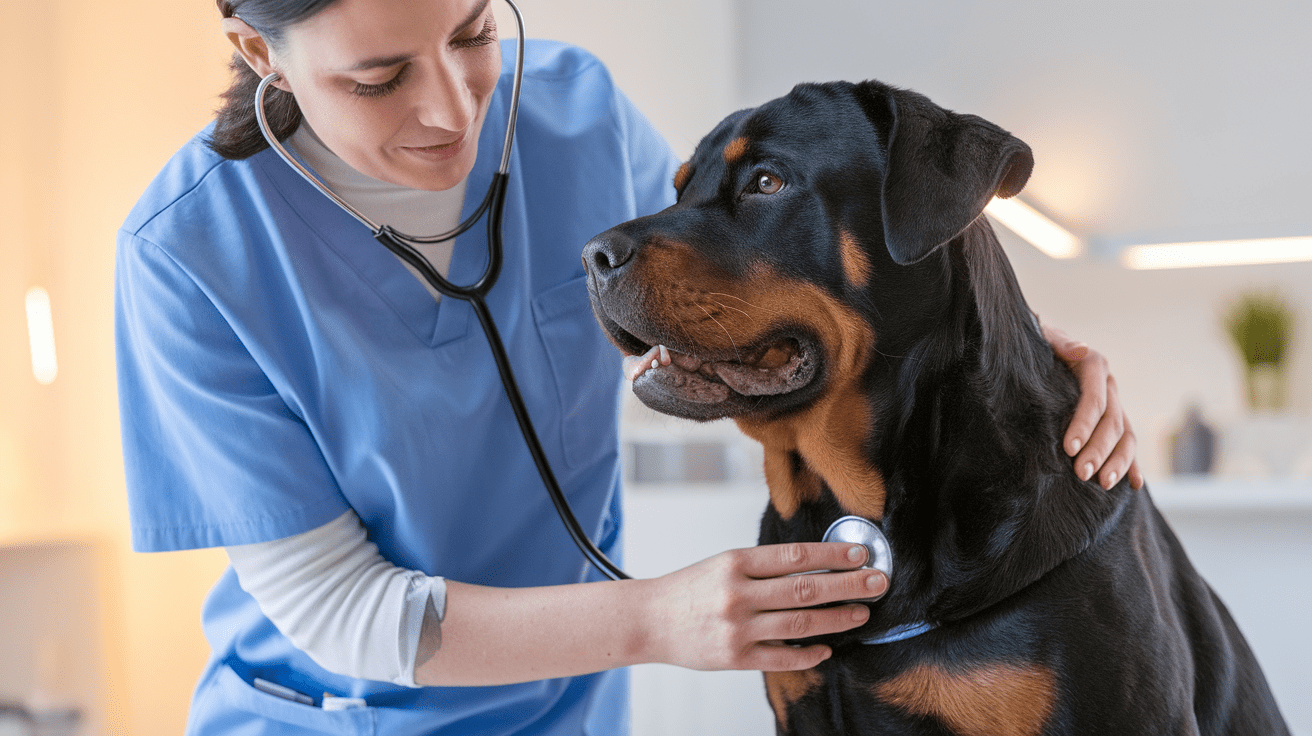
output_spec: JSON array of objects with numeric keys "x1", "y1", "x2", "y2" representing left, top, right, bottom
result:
[
  {"x1": 351, "y1": 64, "x2": 412, "y2": 98},
  {"x1": 452, "y1": 15, "x2": 497, "y2": 49},
  {"x1": 347, "y1": 16, "x2": 496, "y2": 98}
]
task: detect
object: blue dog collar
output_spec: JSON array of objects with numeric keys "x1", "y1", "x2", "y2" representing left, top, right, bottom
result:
[{"x1": 859, "y1": 620, "x2": 937, "y2": 645}]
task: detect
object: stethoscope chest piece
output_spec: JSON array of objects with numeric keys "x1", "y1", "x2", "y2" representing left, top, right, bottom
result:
[{"x1": 823, "y1": 515, "x2": 893, "y2": 596}]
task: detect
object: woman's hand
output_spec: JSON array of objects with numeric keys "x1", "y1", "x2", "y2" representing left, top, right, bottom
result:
[
  {"x1": 643, "y1": 543, "x2": 886, "y2": 672},
  {"x1": 1042, "y1": 323, "x2": 1144, "y2": 490}
]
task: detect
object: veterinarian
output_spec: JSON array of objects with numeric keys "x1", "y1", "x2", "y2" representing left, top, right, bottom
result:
[{"x1": 115, "y1": 0, "x2": 1143, "y2": 733}]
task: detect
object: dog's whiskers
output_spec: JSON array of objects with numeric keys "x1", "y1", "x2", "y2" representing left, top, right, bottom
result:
[
  {"x1": 711, "y1": 299, "x2": 754, "y2": 321},
  {"x1": 697, "y1": 304, "x2": 741, "y2": 360},
  {"x1": 708, "y1": 292, "x2": 785, "y2": 317}
]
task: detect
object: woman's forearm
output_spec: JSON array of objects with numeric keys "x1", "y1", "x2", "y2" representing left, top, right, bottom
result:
[{"x1": 415, "y1": 578, "x2": 658, "y2": 686}]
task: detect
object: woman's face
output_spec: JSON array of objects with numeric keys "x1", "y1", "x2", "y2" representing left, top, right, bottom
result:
[{"x1": 270, "y1": 0, "x2": 501, "y2": 191}]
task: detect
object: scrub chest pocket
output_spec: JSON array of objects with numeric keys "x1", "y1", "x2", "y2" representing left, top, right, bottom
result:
[{"x1": 532, "y1": 275, "x2": 623, "y2": 471}]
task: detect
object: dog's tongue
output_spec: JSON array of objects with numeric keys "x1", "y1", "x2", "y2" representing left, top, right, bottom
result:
[{"x1": 626, "y1": 342, "x2": 814, "y2": 403}]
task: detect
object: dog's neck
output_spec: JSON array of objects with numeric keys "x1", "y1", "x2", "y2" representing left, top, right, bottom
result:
[{"x1": 752, "y1": 219, "x2": 1129, "y2": 629}]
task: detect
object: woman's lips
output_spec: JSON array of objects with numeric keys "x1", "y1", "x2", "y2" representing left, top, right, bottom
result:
[{"x1": 403, "y1": 132, "x2": 467, "y2": 161}]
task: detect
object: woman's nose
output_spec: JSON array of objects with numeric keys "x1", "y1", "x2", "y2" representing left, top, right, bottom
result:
[{"x1": 413, "y1": 59, "x2": 478, "y2": 131}]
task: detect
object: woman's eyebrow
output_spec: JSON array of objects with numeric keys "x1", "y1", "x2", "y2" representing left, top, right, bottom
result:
[
  {"x1": 338, "y1": 0, "x2": 492, "y2": 72},
  {"x1": 343, "y1": 53, "x2": 412, "y2": 72}
]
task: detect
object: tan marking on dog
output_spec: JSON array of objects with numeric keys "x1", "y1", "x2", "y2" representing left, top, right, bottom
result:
[
  {"x1": 875, "y1": 663, "x2": 1058, "y2": 736},
  {"x1": 764, "y1": 669, "x2": 823, "y2": 731},
  {"x1": 763, "y1": 450, "x2": 823, "y2": 520},
  {"x1": 631, "y1": 243, "x2": 886, "y2": 519},
  {"x1": 673, "y1": 161, "x2": 693, "y2": 191},
  {"x1": 723, "y1": 136, "x2": 749, "y2": 164},
  {"x1": 840, "y1": 230, "x2": 872, "y2": 288},
  {"x1": 732, "y1": 277, "x2": 886, "y2": 521}
]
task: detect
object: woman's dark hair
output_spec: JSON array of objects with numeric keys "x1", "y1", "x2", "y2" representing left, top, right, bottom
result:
[{"x1": 208, "y1": 0, "x2": 339, "y2": 159}]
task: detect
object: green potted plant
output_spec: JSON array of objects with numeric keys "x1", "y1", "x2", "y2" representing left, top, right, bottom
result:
[{"x1": 1225, "y1": 291, "x2": 1293, "y2": 412}]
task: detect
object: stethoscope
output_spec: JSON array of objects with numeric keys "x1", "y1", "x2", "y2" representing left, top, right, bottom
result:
[
  {"x1": 252, "y1": 0, "x2": 630, "y2": 582},
  {"x1": 253, "y1": 0, "x2": 898, "y2": 590}
]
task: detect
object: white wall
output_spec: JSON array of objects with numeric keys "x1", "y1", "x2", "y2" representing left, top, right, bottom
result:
[{"x1": 494, "y1": 0, "x2": 740, "y2": 158}]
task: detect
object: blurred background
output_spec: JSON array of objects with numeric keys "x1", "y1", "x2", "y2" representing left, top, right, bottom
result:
[{"x1": 1, "y1": 0, "x2": 1308, "y2": 734}]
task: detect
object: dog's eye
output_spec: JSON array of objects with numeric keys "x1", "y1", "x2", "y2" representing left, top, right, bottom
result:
[{"x1": 753, "y1": 172, "x2": 784, "y2": 195}]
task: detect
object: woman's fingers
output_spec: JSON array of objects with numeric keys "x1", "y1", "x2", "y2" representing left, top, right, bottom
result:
[
  {"x1": 750, "y1": 643, "x2": 833, "y2": 673},
  {"x1": 1071, "y1": 374, "x2": 1122, "y2": 483},
  {"x1": 1054, "y1": 336, "x2": 1110, "y2": 458},
  {"x1": 748, "y1": 567, "x2": 888, "y2": 612},
  {"x1": 749, "y1": 602, "x2": 872, "y2": 644},
  {"x1": 734, "y1": 542, "x2": 869, "y2": 580},
  {"x1": 1041, "y1": 321, "x2": 1141, "y2": 488}
]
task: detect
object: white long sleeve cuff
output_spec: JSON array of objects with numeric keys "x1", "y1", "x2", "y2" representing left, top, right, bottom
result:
[{"x1": 225, "y1": 510, "x2": 446, "y2": 687}]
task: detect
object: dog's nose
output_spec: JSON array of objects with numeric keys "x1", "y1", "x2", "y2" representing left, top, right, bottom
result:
[{"x1": 582, "y1": 232, "x2": 637, "y2": 285}]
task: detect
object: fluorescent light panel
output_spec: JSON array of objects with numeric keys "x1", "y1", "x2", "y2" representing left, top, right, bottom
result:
[
  {"x1": 984, "y1": 197, "x2": 1082, "y2": 259},
  {"x1": 1121, "y1": 237, "x2": 1312, "y2": 270},
  {"x1": 25, "y1": 286, "x2": 58, "y2": 385}
]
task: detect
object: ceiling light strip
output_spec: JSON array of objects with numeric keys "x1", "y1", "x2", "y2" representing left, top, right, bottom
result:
[
  {"x1": 1120, "y1": 237, "x2": 1312, "y2": 270},
  {"x1": 984, "y1": 197, "x2": 1082, "y2": 259}
]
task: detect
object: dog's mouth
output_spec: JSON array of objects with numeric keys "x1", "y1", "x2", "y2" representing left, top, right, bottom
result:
[{"x1": 611, "y1": 324, "x2": 821, "y2": 419}]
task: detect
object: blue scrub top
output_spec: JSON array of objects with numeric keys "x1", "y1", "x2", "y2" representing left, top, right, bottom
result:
[{"x1": 116, "y1": 41, "x2": 678, "y2": 736}]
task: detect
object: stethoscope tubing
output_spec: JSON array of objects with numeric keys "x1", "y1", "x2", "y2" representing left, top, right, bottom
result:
[{"x1": 252, "y1": 0, "x2": 630, "y2": 582}]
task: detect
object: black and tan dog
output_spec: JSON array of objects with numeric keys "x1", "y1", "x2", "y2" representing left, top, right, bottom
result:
[{"x1": 582, "y1": 80, "x2": 1289, "y2": 735}]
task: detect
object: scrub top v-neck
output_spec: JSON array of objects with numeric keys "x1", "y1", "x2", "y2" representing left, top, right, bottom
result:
[{"x1": 116, "y1": 40, "x2": 678, "y2": 736}]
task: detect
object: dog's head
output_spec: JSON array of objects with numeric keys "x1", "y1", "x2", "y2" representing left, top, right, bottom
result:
[{"x1": 583, "y1": 80, "x2": 1034, "y2": 424}]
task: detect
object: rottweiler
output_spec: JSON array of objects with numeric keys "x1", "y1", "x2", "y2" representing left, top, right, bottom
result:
[{"x1": 582, "y1": 80, "x2": 1290, "y2": 735}]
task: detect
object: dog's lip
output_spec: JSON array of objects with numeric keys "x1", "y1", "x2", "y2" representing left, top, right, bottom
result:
[{"x1": 623, "y1": 335, "x2": 818, "y2": 399}]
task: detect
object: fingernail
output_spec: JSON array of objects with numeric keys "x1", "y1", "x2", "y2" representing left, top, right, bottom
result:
[
  {"x1": 1081, "y1": 462, "x2": 1094, "y2": 481},
  {"x1": 1106, "y1": 471, "x2": 1118, "y2": 487},
  {"x1": 866, "y1": 573, "x2": 888, "y2": 595},
  {"x1": 852, "y1": 606, "x2": 870, "y2": 622},
  {"x1": 659, "y1": 345, "x2": 671, "y2": 364},
  {"x1": 848, "y1": 545, "x2": 867, "y2": 563},
  {"x1": 1069, "y1": 438, "x2": 1081, "y2": 454}
]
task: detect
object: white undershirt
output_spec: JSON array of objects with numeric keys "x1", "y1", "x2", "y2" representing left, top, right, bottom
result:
[
  {"x1": 226, "y1": 126, "x2": 469, "y2": 687},
  {"x1": 226, "y1": 510, "x2": 444, "y2": 688},
  {"x1": 287, "y1": 123, "x2": 468, "y2": 300}
]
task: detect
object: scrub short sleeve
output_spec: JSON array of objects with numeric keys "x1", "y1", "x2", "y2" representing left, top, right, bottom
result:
[{"x1": 116, "y1": 231, "x2": 351, "y2": 552}]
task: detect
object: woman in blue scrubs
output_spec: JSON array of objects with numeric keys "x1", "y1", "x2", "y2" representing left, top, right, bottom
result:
[{"x1": 115, "y1": 0, "x2": 1142, "y2": 733}]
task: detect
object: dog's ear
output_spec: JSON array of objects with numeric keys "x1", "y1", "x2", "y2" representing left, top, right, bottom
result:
[{"x1": 858, "y1": 83, "x2": 1034, "y2": 265}]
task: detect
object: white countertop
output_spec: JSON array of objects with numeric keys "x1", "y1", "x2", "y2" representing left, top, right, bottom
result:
[{"x1": 1148, "y1": 476, "x2": 1312, "y2": 512}]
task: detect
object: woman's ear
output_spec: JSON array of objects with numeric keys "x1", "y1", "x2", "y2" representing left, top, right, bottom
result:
[{"x1": 220, "y1": 16, "x2": 289, "y2": 91}]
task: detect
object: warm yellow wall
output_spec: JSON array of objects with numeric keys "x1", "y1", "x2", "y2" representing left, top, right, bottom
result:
[{"x1": 2, "y1": 1, "x2": 237, "y2": 734}]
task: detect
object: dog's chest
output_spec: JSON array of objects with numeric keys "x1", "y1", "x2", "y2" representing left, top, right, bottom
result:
[{"x1": 768, "y1": 659, "x2": 1059, "y2": 736}]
